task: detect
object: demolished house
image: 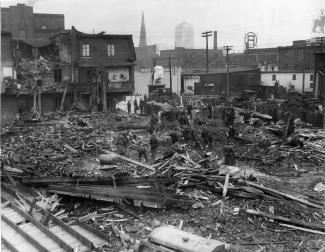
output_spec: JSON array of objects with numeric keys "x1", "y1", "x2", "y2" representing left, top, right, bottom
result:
[{"x1": 1, "y1": 27, "x2": 136, "y2": 125}]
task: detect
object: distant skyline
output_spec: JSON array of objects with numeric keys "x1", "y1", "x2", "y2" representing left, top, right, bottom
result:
[{"x1": 1, "y1": 0, "x2": 325, "y2": 52}]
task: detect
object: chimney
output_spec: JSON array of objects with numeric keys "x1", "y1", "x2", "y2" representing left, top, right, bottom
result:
[{"x1": 213, "y1": 31, "x2": 218, "y2": 50}]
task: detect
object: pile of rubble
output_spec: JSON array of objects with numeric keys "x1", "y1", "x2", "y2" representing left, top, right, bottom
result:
[{"x1": 2, "y1": 109, "x2": 325, "y2": 251}]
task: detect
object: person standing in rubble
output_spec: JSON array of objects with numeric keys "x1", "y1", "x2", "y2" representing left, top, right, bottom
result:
[
  {"x1": 187, "y1": 103, "x2": 193, "y2": 119},
  {"x1": 150, "y1": 114, "x2": 158, "y2": 134},
  {"x1": 116, "y1": 132, "x2": 129, "y2": 156},
  {"x1": 208, "y1": 104, "x2": 213, "y2": 119},
  {"x1": 127, "y1": 100, "x2": 131, "y2": 114},
  {"x1": 169, "y1": 131, "x2": 178, "y2": 144},
  {"x1": 133, "y1": 99, "x2": 138, "y2": 114},
  {"x1": 149, "y1": 134, "x2": 159, "y2": 162},
  {"x1": 285, "y1": 112, "x2": 295, "y2": 137},
  {"x1": 243, "y1": 111, "x2": 251, "y2": 124},
  {"x1": 224, "y1": 145, "x2": 236, "y2": 166},
  {"x1": 226, "y1": 107, "x2": 235, "y2": 126},
  {"x1": 139, "y1": 98, "x2": 144, "y2": 115},
  {"x1": 272, "y1": 105, "x2": 278, "y2": 125}
]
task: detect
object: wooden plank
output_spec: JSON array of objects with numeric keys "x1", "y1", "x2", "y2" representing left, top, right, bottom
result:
[
  {"x1": 3, "y1": 186, "x2": 93, "y2": 249},
  {"x1": 246, "y1": 209, "x2": 325, "y2": 232},
  {"x1": 19, "y1": 222, "x2": 64, "y2": 251},
  {"x1": 222, "y1": 174, "x2": 230, "y2": 200},
  {"x1": 71, "y1": 224, "x2": 108, "y2": 248},
  {"x1": 49, "y1": 214, "x2": 94, "y2": 249},
  {"x1": 245, "y1": 181, "x2": 324, "y2": 209},
  {"x1": 8, "y1": 202, "x2": 74, "y2": 252},
  {"x1": 1, "y1": 218, "x2": 42, "y2": 252},
  {"x1": 49, "y1": 225, "x2": 89, "y2": 251},
  {"x1": 1, "y1": 235, "x2": 21, "y2": 252},
  {"x1": 103, "y1": 151, "x2": 155, "y2": 171},
  {"x1": 279, "y1": 223, "x2": 325, "y2": 235}
]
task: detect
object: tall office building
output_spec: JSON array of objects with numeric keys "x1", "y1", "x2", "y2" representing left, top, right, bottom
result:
[{"x1": 175, "y1": 22, "x2": 194, "y2": 49}]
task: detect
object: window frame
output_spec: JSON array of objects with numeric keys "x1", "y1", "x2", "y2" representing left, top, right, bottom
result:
[
  {"x1": 292, "y1": 74, "x2": 296, "y2": 80},
  {"x1": 272, "y1": 74, "x2": 276, "y2": 81},
  {"x1": 310, "y1": 74, "x2": 314, "y2": 81},
  {"x1": 82, "y1": 43, "x2": 90, "y2": 57},
  {"x1": 107, "y1": 43, "x2": 115, "y2": 57}
]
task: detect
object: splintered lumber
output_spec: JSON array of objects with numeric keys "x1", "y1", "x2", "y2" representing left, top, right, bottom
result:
[
  {"x1": 245, "y1": 181, "x2": 324, "y2": 209},
  {"x1": 222, "y1": 174, "x2": 230, "y2": 200},
  {"x1": 279, "y1": 223, "x2": 325, "y2": 235},
  {"x1": 48, "y1": 184, "x2": 193, "y2": 208},
  {"x1": 103, "y1": 151, "x2": 155, "y2": 171},
  {"x1": 178, "y1": 154, "x2": 201, "y2": 167},
  {"x1": 64, "y1": 144, "x2": 78, "y2": 154},
  {"x1": 148, "y1": 226, "x2": 225, "y2": 252},
  {"x1": 246, "y1": 209, "x2": 325, "y2": 232},
  {"x1": 21, "y1": 176, "x2": 178, "y2": 187}
]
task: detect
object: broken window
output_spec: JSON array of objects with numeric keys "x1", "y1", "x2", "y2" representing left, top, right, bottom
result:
[
  {"x1": 107, "y1": 44, "x2": 115, "y2": 57},
  {"x1": 82, "y1": 44, "x2": 90, "y2": 57}
]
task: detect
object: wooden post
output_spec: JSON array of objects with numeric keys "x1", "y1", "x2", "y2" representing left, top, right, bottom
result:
[
  {"x1": 102, "y1": 79, "x2": 107, "y2": 112},
  {"x1": 33, "y1": 89, "x2": 37, "y2": 113},
  {"x1": 60, "y1": 82, "x2": 68, "y2": 112},
  {"x1": 38, "y1": 87, "x2": 42, "y2": 115}
]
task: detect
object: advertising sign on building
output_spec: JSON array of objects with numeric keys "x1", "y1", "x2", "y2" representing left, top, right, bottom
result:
[{"x1": 107, "y1": 69, "x2": 129, "y2": 82}]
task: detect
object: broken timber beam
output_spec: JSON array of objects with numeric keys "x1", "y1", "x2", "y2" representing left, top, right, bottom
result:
[
  {"x1": 21, "y1": 176, "x2": 178, "y2": 187},
  {"x1": 246, "y1": 209, "x2": 325, "y2": 232},
  {"x1": 103, "y1": 151, "x2": 155, "y2": 171},
  {"x1": 49, "y1": 184, "x2": 193, "y2": 208},
  {"x1": 245, "y1": 181, "x2": 324, "y2": 209}
]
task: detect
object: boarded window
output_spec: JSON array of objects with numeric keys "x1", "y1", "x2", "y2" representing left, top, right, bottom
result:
[
  {"x1": 292, "y1": 74, "x2": 296, "y2": 80},
  {"x1": 272, "y1": 74, "x2": 276, "y2": 81},
  {"x1": 107, "y1": 44, "x2": 115, "y2": 57},
  {"x1": 82, "y1": 44, "x2": 90, "y2": 57}
]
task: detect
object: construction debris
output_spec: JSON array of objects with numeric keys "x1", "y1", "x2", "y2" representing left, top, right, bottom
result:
[{"x1": 2, "y1": 104, "x2": 325, "y2": 251}]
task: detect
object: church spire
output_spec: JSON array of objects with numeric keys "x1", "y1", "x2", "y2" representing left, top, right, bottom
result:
[{"x1": 139, "y1": 11, "x2": 147, "y2": 47}]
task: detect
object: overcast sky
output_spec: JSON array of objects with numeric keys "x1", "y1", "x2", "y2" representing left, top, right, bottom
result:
[{"x1": 2, "y1": 0, "x2": 325, "y2": 51}]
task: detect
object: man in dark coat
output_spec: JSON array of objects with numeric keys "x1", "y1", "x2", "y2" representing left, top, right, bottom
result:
[
  {"x1": 133, "y1": 99, "x2": 138, "y2": 114},
  {"x1": 127, "y1": 100, "x2": 131, "y2": 114},
  {"x1": 149, "y1": 134, "x2": 159, "y2": 161},
  {"x1": 139, "y1": 98, "x2": 144, "y2": 115},
  {"x1": 272, "y1": 106, "x2": 278, "y2": 125}
]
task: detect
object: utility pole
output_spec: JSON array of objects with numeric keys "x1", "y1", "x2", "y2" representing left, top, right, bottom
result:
[
  {"x1": 202, "y1": 31, "x2": 212, "y2": 94},
  {"x1": 169, "y1": 56, "x2": 172, "y2": 100},
  {"x1": 223, "y1": 45, "x2": 233, "y2": 96},
  {"x1": 302, "y1": 44, "x2": 306, "y2": 93}
]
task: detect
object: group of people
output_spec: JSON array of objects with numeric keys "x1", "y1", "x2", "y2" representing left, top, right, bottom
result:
[
  {"x1": 115, "y1": 129, "x2": 159, "y2": 163},
  {"x1": 127, "y1": 95, "x2": 148, "y2": 115}
]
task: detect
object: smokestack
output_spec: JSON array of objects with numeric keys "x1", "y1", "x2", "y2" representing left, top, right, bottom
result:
[{"x1": 213, "y1": 31, "x2": 218, "y2": 50}]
